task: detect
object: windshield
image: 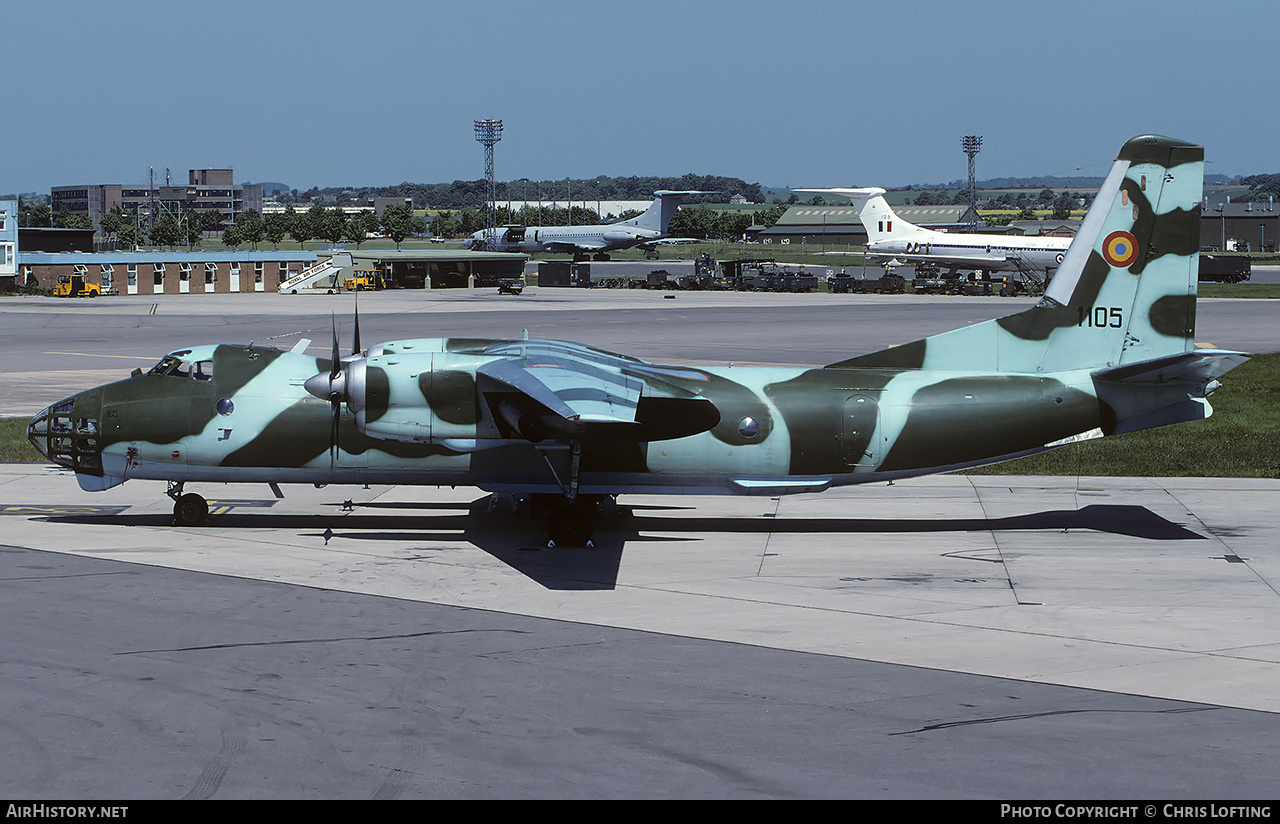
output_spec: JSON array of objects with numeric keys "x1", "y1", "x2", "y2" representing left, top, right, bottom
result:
[{"x1": 146, "y1": 351, "x2": 213, "y2": 379}]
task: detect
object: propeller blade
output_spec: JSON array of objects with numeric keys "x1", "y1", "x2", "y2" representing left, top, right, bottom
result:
[
  {"x1": 328, "y1": 313, "x2": 342, "y2": 467},
  {"x1": 330, "y1": 396, "x2": 341, "y2": 468},
  {"x1": 352, "y1": 296, "x2": 361, "y2": 357},
  {"x1": 329, "y1": 314, "x2": 341, "y2": 380}
]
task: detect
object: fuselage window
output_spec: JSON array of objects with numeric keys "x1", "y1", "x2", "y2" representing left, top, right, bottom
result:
[{"x1": 193, "y1": 361, "x2": 214, "y2": 381}]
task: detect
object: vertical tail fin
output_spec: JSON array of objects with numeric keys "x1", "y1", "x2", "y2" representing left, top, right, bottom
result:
[
  {"x1": 831, "y1": 135, "x2": 1207, "y2": 374},
  {"x1": 1004, "y1": 134, "x2": 1205, "y2": 370},
  {"x1": 617, "y1": 190, "x2": 706, "y2": 234},
  {"x1": 794, "y1": 187, "x2": 926, "y2": 243}
]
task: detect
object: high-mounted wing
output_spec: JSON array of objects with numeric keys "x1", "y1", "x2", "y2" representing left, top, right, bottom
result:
[{"x1": 476, "y1": 340, "x2": 718, "y2": 443}]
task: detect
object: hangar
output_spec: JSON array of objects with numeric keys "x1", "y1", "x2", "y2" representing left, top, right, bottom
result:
[
  {"x1": 760, "y1": 202, "x2": 980, "y2": 246},
  {"x1": 1202, "y1": 199, "x2": 1279, "y2": 252}
]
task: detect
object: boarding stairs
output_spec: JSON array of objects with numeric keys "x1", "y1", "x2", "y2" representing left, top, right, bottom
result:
[
  {"x1": 1006, "y1": 252, "x2": 1048, "y2": 289},
  {"x1": 278, "y1": 253, "x2": 352, "y2": 293}
]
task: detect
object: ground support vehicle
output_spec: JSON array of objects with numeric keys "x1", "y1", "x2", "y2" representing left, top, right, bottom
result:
[
  {"x1": 1198, "y1": 254, "x2": 1251, "y2": 283},
  {"x1": 54, "y1": 275, "x2": 100, "y2": 298}
]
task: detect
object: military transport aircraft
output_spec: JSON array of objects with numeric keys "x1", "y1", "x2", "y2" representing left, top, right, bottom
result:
[
  {"x1": 465, "y1": 190, "x2": 708, "y2": 259},
  {"x1": 795, "y1": 185, "x2": 1073, "y2": 281},
  {"x1": 29, "y1": 136, "x2": 1247, "y2": 547}
]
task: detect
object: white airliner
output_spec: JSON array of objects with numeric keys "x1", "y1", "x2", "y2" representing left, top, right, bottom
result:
[
  {"x1": 467, "y1": 191, "x2": 708, "y2": 259},
  {"x1": 796, "y1": 187, "x2": 1072, "y2": 279}
]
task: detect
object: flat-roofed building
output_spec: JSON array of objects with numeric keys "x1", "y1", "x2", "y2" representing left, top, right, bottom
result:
[
  {"x1": 0, "y1": 198, "x2": 17, "y2": 288},
  {"x1": 18, "y1": 250, "x2": 315, "y2": 295},
  {"x1": 1202, "y1": 199, "x2": 1279, "y2": 253},
  {"x1": 51, "y1": 169, "x2": 263, "y2": 235}
]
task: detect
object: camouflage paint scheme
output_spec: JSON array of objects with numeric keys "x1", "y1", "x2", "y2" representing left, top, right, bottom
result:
[{"x1": 29, "y1": 136, "x2": 1248, "y2": 501}]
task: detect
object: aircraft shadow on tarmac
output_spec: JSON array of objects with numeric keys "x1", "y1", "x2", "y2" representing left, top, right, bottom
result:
[{"x1": 36, "y1": 499, "x2": 1204, "y2": 591}]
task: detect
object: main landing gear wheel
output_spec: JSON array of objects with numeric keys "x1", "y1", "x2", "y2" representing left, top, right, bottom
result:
[
  {"x1": 547, "y1": 502, "x2": 594, "y2": 547},
  {"x1": 173, "y1": 493, "x2": 209, "y2": 526}
]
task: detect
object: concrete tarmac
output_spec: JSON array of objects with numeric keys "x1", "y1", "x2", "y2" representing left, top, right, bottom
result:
[{"x1": 2, "y1": 288, "x2": 1279, "y2": 798}]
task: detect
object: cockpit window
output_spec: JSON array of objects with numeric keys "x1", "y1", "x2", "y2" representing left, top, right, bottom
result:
[
  {"x1": 147, "y1": 353, "x2": 212, "y2": 379},
  {"x1": 147, "y1": 356, "x2": 182, "y2": 376}
]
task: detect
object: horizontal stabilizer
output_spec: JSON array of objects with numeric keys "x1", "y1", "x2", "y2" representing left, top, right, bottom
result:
[
  {"x1": 1092, "y1": 349, "x2": 1250, "y2": 435},
  {"x1": 1093, "y1": 349, "x2": 1251, "y2": 387}
]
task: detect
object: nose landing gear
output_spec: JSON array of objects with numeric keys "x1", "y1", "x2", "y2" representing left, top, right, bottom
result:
[{"x1": 167, "y1": 481, "x2": 209, "y2": 526}]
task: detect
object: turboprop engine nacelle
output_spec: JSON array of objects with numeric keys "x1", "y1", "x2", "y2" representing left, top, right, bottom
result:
[
  {"x1": 305, "y1": 351, "x2": 494, "y2": 445},
  {"x1": 351, "y1": 353, "x2": 492, "y2": 444}
]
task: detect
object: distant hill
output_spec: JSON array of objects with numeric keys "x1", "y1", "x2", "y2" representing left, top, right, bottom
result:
[{"x1": 245, "y1": 181, "x2": 291, "y2": 196}]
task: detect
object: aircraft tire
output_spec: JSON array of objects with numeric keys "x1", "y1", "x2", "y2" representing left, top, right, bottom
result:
[
  {"x1": 173, "y1": 493, "x2": 209, "y2": 526},
  {"x1": 548, "y1": 504, "x2": 593, "y2": 547}
]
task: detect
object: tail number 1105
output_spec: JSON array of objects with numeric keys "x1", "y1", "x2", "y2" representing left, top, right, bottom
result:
[{"x1": 1077, "y1": 305, "x2": 1123, "y2": 328}]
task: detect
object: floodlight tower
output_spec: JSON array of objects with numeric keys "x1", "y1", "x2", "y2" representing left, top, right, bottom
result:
[
  {"x1": 962, "y1": 135, "x2": 982, "y2": 230},
  {"x1": 474, "y1": 119, "x2": 503, "y2": 249}
]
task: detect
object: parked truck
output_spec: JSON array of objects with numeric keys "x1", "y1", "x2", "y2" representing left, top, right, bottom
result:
[{"x1": 1198, "y1": 254, "x2": 1251, "y2": 283}]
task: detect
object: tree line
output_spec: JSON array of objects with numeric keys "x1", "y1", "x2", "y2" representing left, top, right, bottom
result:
[
  {"x1": 85, "y1": 203, "x2": 430, "y2": 251},
  {"x1": 277, "y1": 174, "x2": 765, "y2": 209}
]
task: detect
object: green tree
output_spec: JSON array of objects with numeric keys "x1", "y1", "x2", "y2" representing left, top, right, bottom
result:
[
  {"x1": 116, "y1": 221, "x2": 138, "y2": 248},
  {"x1": 457, "y1": 208, "x2": 483, "y2": 235},
  {"x1": 304, "y1": 205, "x2": 330, "y2": 245},
  {"x1": 286, "y1": 205, "x2": 311, "y2": 247},
  {"x1": 19, "y1": 199, "x2": 52, "y2": 228},
  {"x1": 234, "y1": 209, "x2": 265, "y2": 249},
  {"x1": 317, "y1": 207, "x2": 346, "y2": 244},
  {"x1": 150, "y1": 213, "x2": 181, "y2": 247},
  {"x1": 1051, "y1": 192, "x2": 1075, "y2": 221},
  {"x1": 357, "y1": 209, "x2": 380, "y2": 237},
  {"x1": 221, "y1": 223, "x2": 243, "y2": 248},
  {"x1": 342, "y1": 216, "x2": 368, "y2": 248},
  {"x1": 61, "y1": 214, "x2": 94, "y2": 230},
  {"x1": 756, "y1": 204, "x2": 789, "y2": 229},
  {"x1": 381, "y1": 204, "x2": 414, "y2": 249},
  {"x1": 98, "y1": 206, "x2": 126, "y2": 244},
  {"x1": 200, "y1": 210, "x2": 226, "y2": 235},
  {"x1": 714, "y1": 211, "x2": 753, "y2": 240},
  {"x1": 183, "y1": 213, "x2": 204, "y2": 248},
  {"x1": 264, "y1": 212, "x2": 289, "y2": 249},
  {"x1": 668, "y1": 204, "x2": 716, "y2": 239},
  {"x1": 430, "y1": 210, "x2": 459, "y2": 238}
]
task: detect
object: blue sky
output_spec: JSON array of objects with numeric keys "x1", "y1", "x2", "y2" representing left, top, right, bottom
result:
[{"x1": 5, "y1": 0, "x2": 1276, "y2": 195}]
